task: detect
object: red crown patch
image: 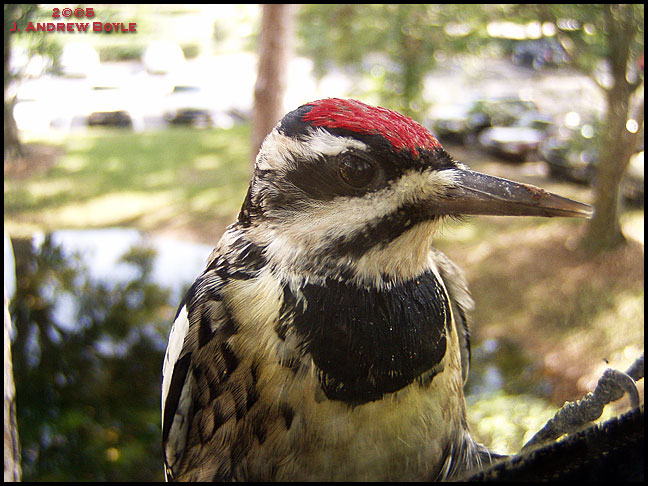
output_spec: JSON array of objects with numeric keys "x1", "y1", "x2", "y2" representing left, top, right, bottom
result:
[{"x1": 303, "y1": 98, "x2": 440, "y2": 157}]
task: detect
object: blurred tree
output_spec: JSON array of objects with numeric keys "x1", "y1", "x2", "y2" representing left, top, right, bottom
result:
[
  {"x1": 251, "y1": 4, "x2": 297, "y2": 168},
  {"x1": 10, "y1": 237, "x2": 172, "y2": 481},
  {"x1": 540, "y1": 4, "x2": 643, "y2": 253},
  {"x1": 4, "y1": 290, "x2": 22, "y2": 481},
  {"x1": 521, "y1": 5, "x2": 644, "y2": 252},
  {"x1": 4, "y1": 4, "x2": 62, "y2": 161},
  {"x1": 4, "y1": 4, "x2": 36, "y2": 161},
  {"x1": 298, "y1": 4, "x2": 497, "y2": 117}
]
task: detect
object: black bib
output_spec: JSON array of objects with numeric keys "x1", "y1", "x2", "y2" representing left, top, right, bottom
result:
[{"x1": 280, "y1": 270, "x2": 450, "y2": 405}]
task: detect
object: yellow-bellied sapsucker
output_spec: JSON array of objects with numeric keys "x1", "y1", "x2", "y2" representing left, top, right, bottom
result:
[{"x1": 161, "y1": 98, "x2": 591, "y2": 481}]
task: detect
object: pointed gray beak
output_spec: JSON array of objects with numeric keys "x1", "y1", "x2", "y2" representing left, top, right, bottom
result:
[{"x1": 434, "y1": 169, "x2": 593, "y2": 218}]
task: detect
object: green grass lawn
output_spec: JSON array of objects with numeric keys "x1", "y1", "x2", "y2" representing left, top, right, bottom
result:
[{"x1": 4, "y1": 125, "x2": 252, "y2": 242}]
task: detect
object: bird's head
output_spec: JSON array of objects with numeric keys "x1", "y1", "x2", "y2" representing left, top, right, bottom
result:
[{"x1": 239, "y1": 98, "x2": 591, "y2": 284}]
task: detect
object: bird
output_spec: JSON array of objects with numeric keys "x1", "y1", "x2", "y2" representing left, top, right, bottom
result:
[{"x1": 161, "y1": 98, "x2": 592, "y2": 481}]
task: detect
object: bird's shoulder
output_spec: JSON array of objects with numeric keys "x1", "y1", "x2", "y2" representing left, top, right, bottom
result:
[{"x1": 429, "y1": 248, "x2": 474, "y2": 384}]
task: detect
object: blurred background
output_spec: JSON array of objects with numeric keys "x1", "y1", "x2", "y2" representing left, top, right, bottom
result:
[{"x1": 4, "y1": 4, "x2": 643, "y2": 481}]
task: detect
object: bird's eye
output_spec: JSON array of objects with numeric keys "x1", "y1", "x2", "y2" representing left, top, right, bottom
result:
[{"x1": 339, "y1": 155, "x2": 376, "y2": 189}]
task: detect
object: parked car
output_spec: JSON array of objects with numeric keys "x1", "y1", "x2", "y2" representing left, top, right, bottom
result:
[
  {"x1": 477, "y1": 111, "x2": 553, "y2": 161},
  {"x1": 163, "y1": 84, "x2": 243, "y2": 128},
  {"x1": 85, "y1": 71, "x2": 143, "y2": 129},
  {"x1": 428, "y1": 102, "x2": 473, "y2": 144},
  {"x1": 430, "y1": 97, "x2": 539, "y2": 145},
  {"x1": 540, "y1": 116, "x2": 644, "y2": 205},
  {"x1": 539, "y1": 117, "x2": 601, "y2": 184},
  {"x1": 512, "y1": 39, "x2": 569, "y2": 70},
  {"x1": 164, "y1": 85, "x2": 213, "y2": 127},
  {"x1": 86, "y1": 85, "x2": 133, "y2": 128},
  {"x1": 468, "y1": 97, "x2": 540, "y2": 134}
]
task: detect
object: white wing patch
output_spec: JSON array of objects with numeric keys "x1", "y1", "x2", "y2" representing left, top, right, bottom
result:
[
  {"x1": 161, "y1": 274, "x2": 229, "y2": 480},
  {"x1": 161, "y1": 305, "x2": 189, "y2": 416},
  {"x1": 162, "y1": 304, "x2": 195, "y2": 480}
]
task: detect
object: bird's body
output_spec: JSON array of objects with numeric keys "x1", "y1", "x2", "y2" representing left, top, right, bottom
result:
[
  {"x1": 162, "y1": 99, "x2": 591, "y2": 481},
  {"x1": 163, "y1": 226, "x2": 481, "y2": 481}
]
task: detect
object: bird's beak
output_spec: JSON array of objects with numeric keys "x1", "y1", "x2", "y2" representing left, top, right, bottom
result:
[{"x1": 433, "y1": 169, "x2": 593, "y2": 218}]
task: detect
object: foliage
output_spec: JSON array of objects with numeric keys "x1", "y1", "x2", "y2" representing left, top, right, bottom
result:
[
  {"x1": 467, "y1": 390, "x2": 558, "y2": 455},
  {"x1": 5, "y1": 4, "x2": 63, "y2": 160},
  {"x1": 10, "y1": 236, "x2": 172, "y2": 481},
  {"x1": 180, "y1": 43, "x2": 201, "y2": 60},
  {"x1": 532, "y1": 4, "x2": 644, "y2": 81},
  {"x1": 298, "y1": 5, "x2": 643, "y2": 115},
  {"x1": 4, "y1": 4, "x2": 64, "y2": 77},
  {"x1": 298, "y1": 5, "x2": 502, "y2": 116},
  {"x1": 532, "y1": 5, "x2": 643, "y2": 251}
]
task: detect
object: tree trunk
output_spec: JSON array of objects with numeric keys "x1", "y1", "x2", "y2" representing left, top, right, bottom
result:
[
  {"x1": 4, "y1": 4, "x2": 24, "y2": 162},
  {"x1": 581, "y1": 4, "x2": 643, "y2": 253},
  {"x1": 4, "y1": 291, "x2": 22, "y2": 482},
  {"x1": 582, "y1": 88, "x2": 630, "y2": 252},
  {"x1": 250, "y1": 4, "x2": 296, "y2": 170},
  {"x1": 4, "y1": 97, "x2": 23, "y2": 162}
]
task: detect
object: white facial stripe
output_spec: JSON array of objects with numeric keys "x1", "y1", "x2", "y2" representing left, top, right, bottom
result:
[
  {"x1": 255, "y1": 127, "x2": 367, "y2": 172},
  {"x1": 251, "y1": 118, "x2": 462, "y2": 284},
  {"x1": 304, "y1": 127, "x2": 367, "y2": 156},
  {"x1": 254, "y1": 168, "x2": 461, "y2": 285}
]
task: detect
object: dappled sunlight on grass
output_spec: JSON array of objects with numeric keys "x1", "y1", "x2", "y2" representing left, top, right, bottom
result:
[
  {"x1": 56, "y1": 154, "x2": 88, "y2": 173},
  {"x1": 192, "y1": 154, "x2": 227, "y2": 171},
  {"x1": 190, "y1": 190, "x2": 228, "y2": 212},
  {"x1": 53, "y1": 191, "x2": 180, "y2": 227},
  {"x1": 5, "y1": 125, "x2": 252, "y2": 240},
  {"x1": 17, "y1": 177, "x2": 77, "y2": 201},
  {"x1": 542, "y1": 290, "x2": 644, "y2": 401},
  {"x1": 142, "y1": 169, "x2": 178, "y2": 189}
]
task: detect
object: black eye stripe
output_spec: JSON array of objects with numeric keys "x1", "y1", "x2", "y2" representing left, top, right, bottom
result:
[
  {"x1": 283, "y1": 154, "x2": 357, "y2": 201},
  {"x1": 271, "y1": 143, "x2": 456, "y2": 208}
]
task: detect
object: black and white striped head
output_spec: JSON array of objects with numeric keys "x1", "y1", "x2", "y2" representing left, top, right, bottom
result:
[{"x1": 238, "y1": 98, "x2": 591, "y2": 284}]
